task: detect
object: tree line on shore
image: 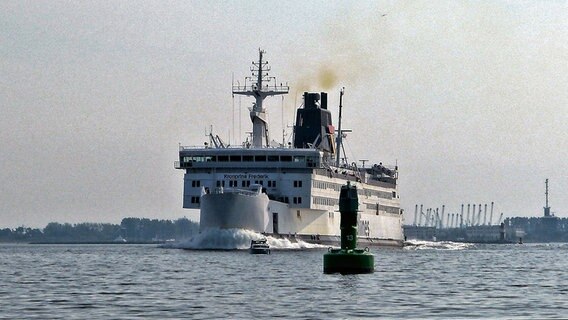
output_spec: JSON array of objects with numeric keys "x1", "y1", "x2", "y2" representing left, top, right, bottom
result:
[{"x1": 0, "y1": 217, "x2": 199, "y2": 243}]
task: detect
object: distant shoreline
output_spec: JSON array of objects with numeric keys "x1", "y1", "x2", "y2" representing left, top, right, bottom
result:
[
  {"x1": 1, "y1": 217, "x2": 199, "y2": 244},
  {"x1": 0, "y1": 241, "x2": 169, "y2": 245},
  {"x1": 28, "y1": 241, "x2": 168, "y2": 245}
]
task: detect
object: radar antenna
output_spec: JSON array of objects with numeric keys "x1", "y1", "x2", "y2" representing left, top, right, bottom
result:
[{"x1": 232, "y1": 49, "x2": 289, "y2": 148}]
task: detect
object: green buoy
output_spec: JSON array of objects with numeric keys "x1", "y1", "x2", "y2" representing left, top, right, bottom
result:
[{"x1": 323, "y1": 182, "x2": 374, "y2": 274}]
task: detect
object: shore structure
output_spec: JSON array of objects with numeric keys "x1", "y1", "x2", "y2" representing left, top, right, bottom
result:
[{"x1": 404, "y1": 179, "x2": 566, "y2": 243}]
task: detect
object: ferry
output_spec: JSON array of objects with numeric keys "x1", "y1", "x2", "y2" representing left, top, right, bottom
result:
[{"x1": 175, "y1": 50, "x2": 404, "y2": 247}]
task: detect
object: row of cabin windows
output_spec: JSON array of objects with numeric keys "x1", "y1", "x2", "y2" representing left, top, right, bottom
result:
[
  {"x1": 313, "y1": 196, "x2": 338, "y2": 207},
  {"x1": 190, "y1": 193, "x2": 303, "y2": 205},
  {"x1": 215, "y1": 180, "x2": 277, "y2": 188},
  {"x1": 182, "y1": 155, "x2": 316, "y2": 163},
  {"x1": 312, "y1": 180, "x2": 395, "y2": 199},
  {"x1": 359, "y1": 189, "x2": 395, "y2": 200},
  {"x1": 215, "y1": 180, "x2": 244, "y2": 188},
  {"x1": 312, "y1": 180, "x2": 342, "y2": 191},
  {"x1": 365, "y1": 203, "x2": 401, "y2": 215},
  {"x1": 277, "y1": 197, "x2": 301, "y2": 204},
  {"x1": 189, "y1": 180, "x2": 282, "y2": 188}
]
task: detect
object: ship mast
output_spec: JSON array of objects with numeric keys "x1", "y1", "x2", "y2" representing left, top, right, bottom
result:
[
  {"x1": 544, "y1": 178, "x2": 551, "y2": 217},
  {"x1": 232, "y1": 49, "x2": 289, "y2": 148},
  {"x1": 335, "y1": 88, "x2": 344, "y2": 167}
]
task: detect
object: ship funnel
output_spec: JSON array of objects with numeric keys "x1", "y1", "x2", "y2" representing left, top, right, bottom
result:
[
  {"x1": 304, "y1": 92, "x2": 321, "y2": 109},
  {"x1": 294, "y1": 92, "x2": 335, "y2": 152}
]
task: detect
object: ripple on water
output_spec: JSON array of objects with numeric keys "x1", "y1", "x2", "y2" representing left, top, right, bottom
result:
[{"x1": 1, "y1": 243, "x2": 568, "y2": 319}]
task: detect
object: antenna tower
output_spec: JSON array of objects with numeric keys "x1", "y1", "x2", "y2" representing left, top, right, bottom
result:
[{"x1": 232, "y1": 49, "x2": 289, "y2": 148}]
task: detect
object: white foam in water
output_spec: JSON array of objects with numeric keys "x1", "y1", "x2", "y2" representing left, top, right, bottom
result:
[
  {"x1": 404, "y1": 239, "x2": 474, "y2": 251},
  {"x1": 165, "y1": 228, "x2": 326, "y2": 250}
]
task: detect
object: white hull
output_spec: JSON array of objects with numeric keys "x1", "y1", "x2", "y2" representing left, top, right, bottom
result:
[
  {"x1": 200, "y1": 191, "x2": 270, "y2": 231},
  {"x1": 199, "y1": 189, "x2": 404, "y2": 246}
]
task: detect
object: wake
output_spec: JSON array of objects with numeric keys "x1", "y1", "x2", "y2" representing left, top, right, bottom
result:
[
  {"x1": 404, "y1": 239, "x2": 474, "y2": 251},
  {"x1": 161, "y1": 228, "x2": 326, "y2": 250}
]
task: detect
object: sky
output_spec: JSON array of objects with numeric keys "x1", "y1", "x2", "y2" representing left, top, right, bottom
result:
[{"x1": 1, "y1": 1, "x2": 566, "y2": 228}]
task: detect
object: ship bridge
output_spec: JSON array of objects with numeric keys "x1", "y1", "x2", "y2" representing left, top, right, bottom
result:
[{"x1": 176, "y1": 147, "x2": 322, "y2": 170}]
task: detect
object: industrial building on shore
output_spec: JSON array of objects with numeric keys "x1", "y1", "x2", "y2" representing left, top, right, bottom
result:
[{"x1": 404, "y1": 179, "x2": 566, "y2": 243}]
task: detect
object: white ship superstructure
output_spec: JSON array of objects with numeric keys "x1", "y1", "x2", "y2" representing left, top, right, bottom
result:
[{"x1": 175, "y1": 50, "x2": 404, "y2": 246}]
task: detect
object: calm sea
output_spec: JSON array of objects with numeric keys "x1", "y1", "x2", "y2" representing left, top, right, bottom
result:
[{"x1": 1, "y1": 238, "x2": 567, "y2": 319}]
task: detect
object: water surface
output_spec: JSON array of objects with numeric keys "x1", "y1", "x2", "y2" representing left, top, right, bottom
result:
[{"x1": 1, "y1": 242, "x2": 567, "y2": 319}]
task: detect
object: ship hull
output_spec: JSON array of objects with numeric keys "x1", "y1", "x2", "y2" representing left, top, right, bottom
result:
[
  {"x1": 199, "y1": 191, "x2": 404, "y2": 247},
  {"x1": 200, "y1": 192, "x2": 270, "y2": 232}
]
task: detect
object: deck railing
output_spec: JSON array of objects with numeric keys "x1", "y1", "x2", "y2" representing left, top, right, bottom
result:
[{"x1": 179, "y1": 145, "x2": 296, "y2": 151}]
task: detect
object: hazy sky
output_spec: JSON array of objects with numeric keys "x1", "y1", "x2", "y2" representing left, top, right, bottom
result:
[{"x1": 1, "y1": 1, "x2": 566, "y2": 228}]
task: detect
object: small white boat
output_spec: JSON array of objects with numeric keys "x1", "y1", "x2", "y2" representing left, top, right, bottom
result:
[{"x1": 249, "y1": 239, "x2": 270, "y2": 254}]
